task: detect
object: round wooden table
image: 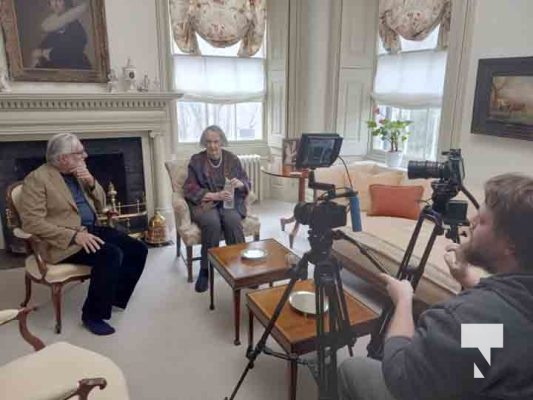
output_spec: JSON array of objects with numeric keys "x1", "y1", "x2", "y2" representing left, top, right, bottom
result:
[{"x1": 261, "y1": 165, "x2": 309, "y2": 248}]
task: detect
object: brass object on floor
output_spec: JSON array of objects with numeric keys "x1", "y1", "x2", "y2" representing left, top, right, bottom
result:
[{"x1": 144, "y1": 211, "x2": 171, "y2": 246}]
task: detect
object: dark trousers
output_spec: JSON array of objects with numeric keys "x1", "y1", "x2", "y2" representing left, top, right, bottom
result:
[
  {"x1": 64, "y1": 226, "x2": 148, "y2": 320},
  {"x1": 193, "y1": 207, "x2": 245, "y2": 270}
]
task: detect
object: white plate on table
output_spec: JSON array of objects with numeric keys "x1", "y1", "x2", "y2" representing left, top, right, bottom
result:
[
  {"x1": 241, "y1": 248, "x2": 268, "y2": 260},
  {"x1": 289, "y1": 291, "x2": 329, "y2": 315}
]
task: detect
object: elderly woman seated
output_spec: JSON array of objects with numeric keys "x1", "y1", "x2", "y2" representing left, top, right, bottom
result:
[{"x1": 183, "y1": 125, "x2": 250, "y2": 292}]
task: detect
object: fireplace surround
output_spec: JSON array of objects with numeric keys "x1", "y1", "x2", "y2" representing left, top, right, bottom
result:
[{"x1": 0, "y1": 92, "x2": 182, "y2": 250}]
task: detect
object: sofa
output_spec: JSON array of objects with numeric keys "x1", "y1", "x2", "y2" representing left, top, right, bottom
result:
[{"x1": 314, "y1": 161, "x2": 485, "y2": 307}]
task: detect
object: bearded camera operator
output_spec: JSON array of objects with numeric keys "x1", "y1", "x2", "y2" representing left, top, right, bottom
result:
[{"x1": 338, "y1": 173, "x2": 533, "y2": 400}]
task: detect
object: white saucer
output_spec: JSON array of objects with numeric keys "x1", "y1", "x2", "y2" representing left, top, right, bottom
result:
[
  {"x1": 289, "y1": 291, "x2": 329, "y2": 315},
  {"x1": 241, "y1": 248, "x2": 268, "y2": 260}
]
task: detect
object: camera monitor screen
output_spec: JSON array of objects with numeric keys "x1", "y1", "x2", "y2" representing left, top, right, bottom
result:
[{"x1": 295, "y1": 133, "x2": 343, "y2": 169}]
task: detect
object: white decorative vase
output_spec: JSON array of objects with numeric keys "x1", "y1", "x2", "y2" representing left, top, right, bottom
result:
[{"x1": 386, "y1": 151, "x2": 403, "y2": 168}]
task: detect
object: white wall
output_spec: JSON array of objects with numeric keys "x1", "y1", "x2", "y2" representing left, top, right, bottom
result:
[
  {"x1": 457, "y1": 0, "x2": 533, "y2": 188},
  {"x1": 296, "y1": 0, "x2": 332, "y2": 133},
  {"x1": 0, "y1": 0, "x2": 160, "y2": 92}
]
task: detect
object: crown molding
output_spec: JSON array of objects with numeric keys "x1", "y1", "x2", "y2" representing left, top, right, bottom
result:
[{"x1": 0, "y1": 92, "x2": 183, "y2": 112}]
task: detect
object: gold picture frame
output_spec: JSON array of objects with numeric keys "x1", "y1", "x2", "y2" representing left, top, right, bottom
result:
[{"x1": 0, "y1": 0, "x2": 110, "y2": 83}]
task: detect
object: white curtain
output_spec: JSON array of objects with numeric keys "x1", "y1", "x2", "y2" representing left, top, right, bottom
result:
[
  {"x1": 372, "y1": 50, "x2": 446, "y2": 108},
  {"x1": 173, "y1": 55, "x2": 265, "y2": 103}
]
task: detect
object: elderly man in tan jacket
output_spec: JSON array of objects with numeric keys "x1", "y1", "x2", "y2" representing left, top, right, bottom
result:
[{"x1": 20, "y1": 133, "x2": 147, "y2": 335}]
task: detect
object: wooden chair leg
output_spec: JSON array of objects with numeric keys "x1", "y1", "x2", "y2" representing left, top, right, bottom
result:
[
  {"x1": 51, "y1": 284, "x2": 62, "y2": 334},
  {"x1": 176, "y1": 233, "x2": 182, "y2": 257},
  {"x1": 20, "y1": 274, "x2": 32, "y2": 307},
  {"x1": 186, "y1": 246, "x2": 193, "y2": 283}
]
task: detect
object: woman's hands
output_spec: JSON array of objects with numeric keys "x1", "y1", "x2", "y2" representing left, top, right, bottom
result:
[
  {"x1": 202, "y1": 191, "x2": 233, "y2": 202},
  {"x1": 230, "y1": 178, "x2": 245, "y2": 189}
]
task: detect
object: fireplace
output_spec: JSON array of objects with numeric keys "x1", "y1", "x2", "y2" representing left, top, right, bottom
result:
[
  {"x1": 0, "y1": 92, "x2": 181, "y2": 251},
  {"x1": 0, "y1": 137, "x2": 146, "y2": 253}
]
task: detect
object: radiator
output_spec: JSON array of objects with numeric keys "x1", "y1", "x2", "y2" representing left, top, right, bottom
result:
[{"x1": 238, "y1": 154, "x2": 262, "y2": 201}]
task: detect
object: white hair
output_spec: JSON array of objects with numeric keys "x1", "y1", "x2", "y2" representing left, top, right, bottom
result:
[
  {"x1": 199, "y1": 125, "x2": 229, "y2": 148},
  {"x1": 46, "y1": 133, "x2": 80, "y2": 165}
]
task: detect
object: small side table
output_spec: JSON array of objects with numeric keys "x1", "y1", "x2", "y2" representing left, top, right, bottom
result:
[
  {"x1": 261, "y1": 165, "x2": 309, "y2": 248},
  {"x1": 246, "y1": 280, "x2": 378, "y2": 400},
  {"x1": 208, "y1": 239, "x2": 298, "y2": 345}
]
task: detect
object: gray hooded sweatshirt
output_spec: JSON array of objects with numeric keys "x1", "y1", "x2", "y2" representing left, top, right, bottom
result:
[{"x1": 383, "y1": 273, "x2": 533, "y2": 400}]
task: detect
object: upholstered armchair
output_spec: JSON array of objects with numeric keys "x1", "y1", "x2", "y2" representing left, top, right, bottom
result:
[
  {"x1": 0, "y1": 307, "x2": 128, "y2": 399},
  {"x1": 6, "y1": 182, "x2": 92, "y2": 334},
  {"x1": 165, "y1": 160, "x2": 261, "y2": 282}
]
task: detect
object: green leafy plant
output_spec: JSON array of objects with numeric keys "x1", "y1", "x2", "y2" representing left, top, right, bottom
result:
[{"x1": 367, "y1": 111, "x2": 412, "y2": 152}]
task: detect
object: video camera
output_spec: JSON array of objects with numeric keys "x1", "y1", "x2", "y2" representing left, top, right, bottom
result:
[
  {"x1": 407, "y1": 149, "x2": 471, "y2": 226},
  {"x1": 292, "y1": 133, "x2": 352, "y2": 232},
  {"x1": 408, "y1": 148, "x2": 465, "y2": 185}
]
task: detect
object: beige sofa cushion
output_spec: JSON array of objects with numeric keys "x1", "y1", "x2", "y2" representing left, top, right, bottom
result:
[
  {"x1": 0, "y1": 342, "x2": 129, "y2": 399},
  {"x1": 350, "y1": 170, "x2": 404, "y2": 211},
  {"x1": 333, "y1": 214, "x2": 488, "y2": 306}
]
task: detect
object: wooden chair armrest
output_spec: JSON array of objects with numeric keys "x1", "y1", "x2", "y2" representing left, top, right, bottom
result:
[
  {"x1": 0, "y1": 307, "x2": 45, "y2": 351},
  {"x1": 13, "y1": 229, "x2": 50, "y2": 279},
  {"x1": 60, "y1": 378, "x2": 107, "y2": 400}
]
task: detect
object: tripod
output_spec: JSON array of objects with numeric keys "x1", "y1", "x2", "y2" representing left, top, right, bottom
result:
[
  {"x1": 224, "y1": 228, "x2": 356, "y2": 400},
  {"x1": 365, "y1": 182, "x2": 480, "y2": 360}
]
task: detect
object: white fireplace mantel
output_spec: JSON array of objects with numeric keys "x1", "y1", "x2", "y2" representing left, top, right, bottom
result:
[{"x1": 0, "y1": 91, "x2": 183, "y2": 249}]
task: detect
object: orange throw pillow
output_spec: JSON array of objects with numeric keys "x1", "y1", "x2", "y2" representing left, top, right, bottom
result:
[{"x1": 367, "y1": 184, "x2": 424, "y2": 220}]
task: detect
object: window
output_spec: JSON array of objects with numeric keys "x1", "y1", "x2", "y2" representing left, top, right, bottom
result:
[
  {"x1": 371, "y1": 27, "x2": 446, "y2": 161},
  {"x1": 172, "y1": 35, "x2": 266, "y2": 143}
]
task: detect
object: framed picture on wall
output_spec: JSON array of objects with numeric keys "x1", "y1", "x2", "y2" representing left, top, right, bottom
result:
[
  {"x1": 282, "y1": 139, "x2": 299, "y2": 166},
  {"x1": 471, "y1": 56, "x2": 533, "y2": 140},
  {"x1": 0, "y1": 0, "x2": 110, "y2": 83}
]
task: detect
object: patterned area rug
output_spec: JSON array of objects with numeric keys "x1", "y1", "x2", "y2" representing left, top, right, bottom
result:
[{"x1": 0, "y1": 250, "x2": 25, "y2": 270}]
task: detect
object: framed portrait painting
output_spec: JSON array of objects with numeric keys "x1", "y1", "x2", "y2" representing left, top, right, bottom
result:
[
  {"x1": 471, "y1": 56, "x2": 533, "y2": 140},
  {"x1": 282, "y1": 139, "x2": 299, "y2": 166},
  {"x1": 0, "y1": 0, "x2": 110, "y2": 83}
]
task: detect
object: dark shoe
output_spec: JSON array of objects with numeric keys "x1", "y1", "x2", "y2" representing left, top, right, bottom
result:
[
  {"x1": 195, "y1": 269, "x2": 209, "y2": 293},
  {"x1": 82, "y1": 317, "x2": 116, "y2": 336}
]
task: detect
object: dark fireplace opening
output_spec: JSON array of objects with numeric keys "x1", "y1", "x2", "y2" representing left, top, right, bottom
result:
[{"x1": 1, "y1": 137, "x2": 146, "y2": 253}]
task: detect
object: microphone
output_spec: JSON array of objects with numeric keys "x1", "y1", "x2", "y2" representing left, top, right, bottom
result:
[{"x1": 349, "y1": 193, "x2": 362, "y2": 232}]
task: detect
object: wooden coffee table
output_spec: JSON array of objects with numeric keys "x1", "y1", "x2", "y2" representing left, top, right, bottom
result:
[
  {"x1": 246, "y1": 280, "x2": 378, "y2": 400},
  {"x1": 208, "y1": 238, "x2": 298, "y2": 345}
]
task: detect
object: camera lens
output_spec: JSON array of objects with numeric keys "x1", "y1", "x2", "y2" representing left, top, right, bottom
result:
[{"x1": 407, "y1": 161, "x2": 443, "y2": 180}]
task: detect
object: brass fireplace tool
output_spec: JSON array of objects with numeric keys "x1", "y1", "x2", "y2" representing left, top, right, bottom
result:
[{"x1": 101, "y1": 182, "x2": 170, "y2": 245}]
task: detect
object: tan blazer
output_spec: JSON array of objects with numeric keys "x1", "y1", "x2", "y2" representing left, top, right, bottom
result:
[{"x1": 19, "y1": 163, "x2": 107, "y2": 264}]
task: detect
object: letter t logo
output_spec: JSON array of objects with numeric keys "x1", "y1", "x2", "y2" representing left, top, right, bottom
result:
[{"x1": 461, "y1": 324, "x2": 503, "y2": 378}]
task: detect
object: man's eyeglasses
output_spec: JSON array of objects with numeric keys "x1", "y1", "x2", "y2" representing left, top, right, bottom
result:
[{"x1": 68, "y1": 149, "x2": 87, "y2": 156}]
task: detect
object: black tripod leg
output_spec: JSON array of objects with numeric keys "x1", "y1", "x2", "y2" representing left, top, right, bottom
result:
[
  {"x1": 332, "y1": 261, "x2": 355, "y2": 356},
  {"x1": 224, "y1": 255, "x2": 309, "y2": 400}
]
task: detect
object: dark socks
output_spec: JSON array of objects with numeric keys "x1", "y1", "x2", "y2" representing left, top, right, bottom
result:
[{"x1": 82, "y1": 316, "x2": 116, "y2": 336}]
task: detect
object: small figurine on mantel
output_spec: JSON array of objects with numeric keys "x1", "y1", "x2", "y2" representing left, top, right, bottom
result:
[
  {"x1": 138, "y1": 74, "x2": 150, "y2": 92},
  {"x1": 107, "y1": 69, "x2": 119, "y2": 93},
  {"x1": 122, "y1": 58, "x2": 137, "y2": 92},
  {"x1": 0, "y1": 67, "x2": 12, "y2": 93},
  {"x1": 152, "y1": 76, "x2": 161, "y2": 92}
]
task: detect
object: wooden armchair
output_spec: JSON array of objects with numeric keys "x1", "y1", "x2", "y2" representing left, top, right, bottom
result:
[
  {"x1": 6, "y1": 182, "x2": 92, "y2": 334},
  {"x1": 0, "y1": 307, "x2": 129, "y2": 399},
  {"x1": 164, "y1": 160, "x2": 261, "y2": 282}
]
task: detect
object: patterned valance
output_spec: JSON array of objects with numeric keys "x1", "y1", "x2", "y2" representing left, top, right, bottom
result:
[
  {"x1": 379, "y1": 0, "x2": 452, "y2": 54},
  {"x1": 169, "y1": 0, "x2": 266, "y2": 57}
]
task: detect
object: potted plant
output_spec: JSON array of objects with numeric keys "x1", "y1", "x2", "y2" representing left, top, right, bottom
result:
[{"x1": 367, "y1": 109, "x2": 412, "y2": 168}]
